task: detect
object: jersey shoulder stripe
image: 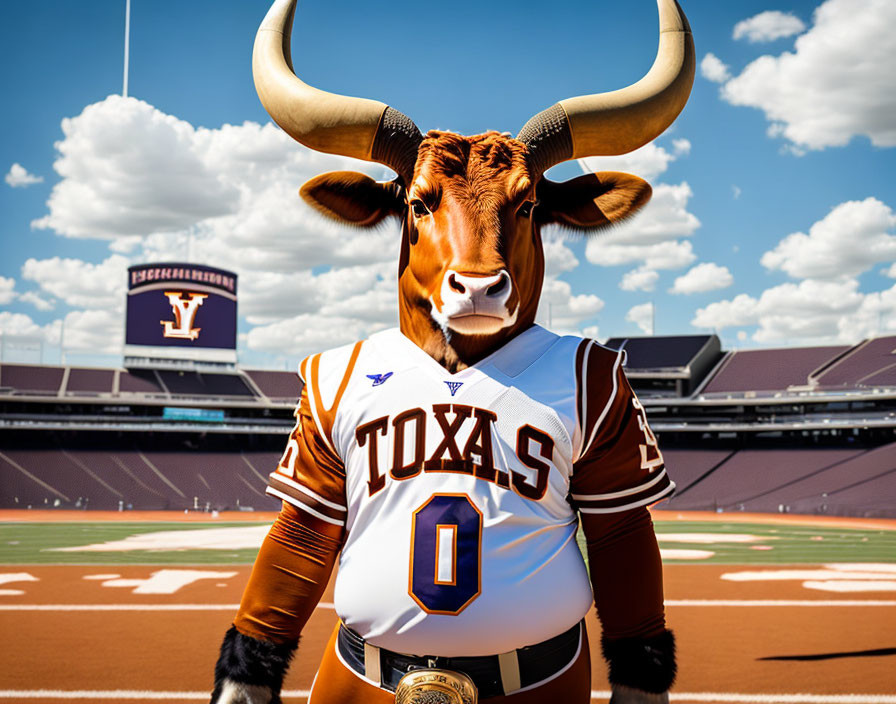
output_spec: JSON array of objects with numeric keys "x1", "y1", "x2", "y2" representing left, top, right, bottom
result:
[
  {"x1": 303, "y1": 340, "x2": 364, "y2": 458},
  {"x1": 574, "y1": 470, "x2": 674, "y2": 513},
  {"x1": 574, "y1": 339, "x2": 626, "y2": 462}
]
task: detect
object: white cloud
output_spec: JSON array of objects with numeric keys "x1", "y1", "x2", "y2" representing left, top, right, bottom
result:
[
  {"x1": 700, "y1": 53, "x2": 731, "y2": 83},
  {"x1": 672, "y1": 139, "x2": 691, "y2": 156},
  {"x1": 692, "y1": 293, "x2": 760, "y2": 330},
  {"x1": 626, "y1": 303, "x2": 654, "y2": 335},
  {"x1": 587, "y1": 239, "x2": 697, "y2": 271},
  {"x1": 691, "y1": 279, "x2": 891, "y2": 344},
  {"x1": 5, "y1": 163, "x2": 43, "y2": 188},
  {"x1": 60, "y1": 309, "x2": 123, "y2": 354},
  {"x1": 670, "y1": 263, "x2": 734, "y2": 295},
  {"x1": 0, "y1": 277, "x2": 16, "y2": 305},
  {"x1": 620, "y1": 267, "x2": 659, "y2": 292},
  {"x1": 719, "y1": 0, "x2": 896, "y2": 150},
  {"x1": 542, "y1": 238, "x2": 579, "y2": 279},
  {"x1": 584, "y1": 181, "x2": 700, "y2": 276},
  {"x1": 886, "y1": 263, "x2": 896, "y2": 278},
  {"x1": 19, "y1": 291, "x2": 55, "y2": 312},
  {"x1": 246, "y1": 314, "x2": 376, "y2": 361},
  {"x1": 761, "y1": 198, "x2": 896, "y2": 280},
  {"x1": 21, "y1": 255, "x2": 128, "y2": 311},
  {"x1": 733, "y1": 11, "x2": 806, "y2": 43},
  {"x1": 579, "y1": 140, "x2": 685, "y2": 182},
  {"x1": 597, "y1": 183, "x2": 700, "y2": 246},
  {"x1": 732, "y1": 185, "x2": 742, "y2": 199},
  {"x1": 0, "y1": 312, "x2": 60, "y2": 344},
  {"x1": 33, "y1": 96, "x2": 238, "y2": 238},
  {"x1": 537, "y1": 278, "x2": 604, "y2": 333}
]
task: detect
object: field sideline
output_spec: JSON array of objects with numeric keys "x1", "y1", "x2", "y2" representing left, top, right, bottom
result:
[{"x1": 1, "y1": 510, "x2": 894, "y2": 703}]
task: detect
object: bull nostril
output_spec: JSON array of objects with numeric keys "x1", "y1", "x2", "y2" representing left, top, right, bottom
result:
[
  {"x1": 486, "y1": 276, "x2": 508, "y2": 297},
  {"x1": 448, "y1": 273, "x2": 466, "y2": 294}
]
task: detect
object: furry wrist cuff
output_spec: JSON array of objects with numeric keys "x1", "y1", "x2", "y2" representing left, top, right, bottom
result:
[
  {"x1": 601, "y1": 629, "x2": 676, "y2": 694},
  {"x1": 210, "y1": 626, "x2": 298, "y2": 703}
]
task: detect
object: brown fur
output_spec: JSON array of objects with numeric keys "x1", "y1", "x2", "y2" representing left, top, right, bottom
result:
[
  {"x1": 298, "y1": 130, "x2": 652, "y2": 373},
  {"x1": 399, "y1": 132, "x2": 540, "y2": 372}
]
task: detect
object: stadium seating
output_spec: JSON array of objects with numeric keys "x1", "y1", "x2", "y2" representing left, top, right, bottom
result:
[{"x1": 1, "y1": 335, "x2": 893, "y2": 516}]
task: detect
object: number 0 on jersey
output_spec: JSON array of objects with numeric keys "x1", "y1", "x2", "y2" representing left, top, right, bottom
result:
[{"x1": 409, "y1": 494, "x2": 483, "y2": 615}]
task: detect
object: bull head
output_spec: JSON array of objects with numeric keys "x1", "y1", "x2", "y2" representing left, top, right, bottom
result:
[{"x1": 253, "y1": 0, "x2": 694, "y2": 372}]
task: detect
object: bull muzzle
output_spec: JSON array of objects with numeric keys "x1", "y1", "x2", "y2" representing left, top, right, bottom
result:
[{"x1": 431, "y1": 269, "x2": 518, "y2": 336}]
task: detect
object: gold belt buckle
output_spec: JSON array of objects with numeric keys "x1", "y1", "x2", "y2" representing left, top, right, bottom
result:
[{"x1": 394, "y1": 668, "x2": 478, "y2": 704}]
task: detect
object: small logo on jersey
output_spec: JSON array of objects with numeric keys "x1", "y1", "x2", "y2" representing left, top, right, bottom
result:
[
  {"x1": 444, "y1": 381, "x2": 463, "y2": 396},
  {"x1": 160, "y1": 291, "x2": 207, "y2": 340},
  {"x1": 367, "y1": 372, "x2": 393, "y2": 387}
]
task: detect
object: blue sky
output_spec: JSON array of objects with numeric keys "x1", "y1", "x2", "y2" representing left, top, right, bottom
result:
[{"x1": 1, "y1": 0, "x2": 894, "y2": 369}]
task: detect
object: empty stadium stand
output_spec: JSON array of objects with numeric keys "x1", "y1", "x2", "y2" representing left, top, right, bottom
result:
[
  {"x1": 0, "y1": 445, "x2": 281, "y2": 511},
  {"x1": 1, "y1": 334, "x2": 894, "y2": 516},
  {"x1": 811, "y1": 337, "x2": 896, "y2": 389},
  {"x1": 700, "y1": 345, "x2": 849, "y2": 395}
]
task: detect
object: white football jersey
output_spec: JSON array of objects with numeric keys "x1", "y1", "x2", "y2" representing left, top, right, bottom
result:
[{"x1": 266, "y1": 325, "x2": 673, "y2": 657}]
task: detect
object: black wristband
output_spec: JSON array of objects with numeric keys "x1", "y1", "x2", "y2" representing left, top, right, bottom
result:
[
  {"x1": 210, "y1": 626, "x2": 298, "y2": 703},
  {"x1": 601, "y1": 629, "x2": 676, "y2": 694}
]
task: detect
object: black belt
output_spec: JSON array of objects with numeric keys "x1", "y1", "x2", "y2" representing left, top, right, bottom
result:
[{"x1": 336, "y1": 620, "x2": 582, "y2": 698}]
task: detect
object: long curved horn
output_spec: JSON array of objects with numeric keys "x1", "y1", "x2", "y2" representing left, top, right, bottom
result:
[
  {"x1": 253, "y1": 0, "x2": 422, "y2": 183},
  {"x1": 518, "y1": 0, "x2": 695, "y2": 175}
]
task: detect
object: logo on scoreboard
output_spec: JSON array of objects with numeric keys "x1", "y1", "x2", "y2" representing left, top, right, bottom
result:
[{"x1": 160, "y1": 291, "x2": 208, "y2": 340}]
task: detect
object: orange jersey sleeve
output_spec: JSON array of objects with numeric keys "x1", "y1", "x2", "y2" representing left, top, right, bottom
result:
[
  {"x1": 570, "y1": 341, "x2": 674, "y2": 513},
  {"x1": 233, "y1": 501, "x2": 342, "y2": 644},
  {"x1": 265, "y1": 355, "x2": 349, "y2": 534}
]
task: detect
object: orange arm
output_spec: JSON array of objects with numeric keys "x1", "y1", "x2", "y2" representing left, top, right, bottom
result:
[
  {"x1": 581, "y1": 507, "x2": 676, "y2": 695},
  {"x1": 581, "y1": 506, "x2": 665, "y2": 639},
  {"x1": 233, "y1": 501, "x2": 343, "y2": 645}
]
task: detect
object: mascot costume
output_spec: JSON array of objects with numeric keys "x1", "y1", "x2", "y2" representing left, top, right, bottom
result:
[{"x1": 210, "y1": 0, "x2": 694, "y2": 702}]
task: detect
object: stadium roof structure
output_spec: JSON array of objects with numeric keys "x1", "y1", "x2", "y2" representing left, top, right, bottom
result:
[{"x1": 602, "y1": 334, "x2": 722, "y2": 397}]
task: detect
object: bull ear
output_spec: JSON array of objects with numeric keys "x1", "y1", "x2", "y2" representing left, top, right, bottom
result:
[
  {"x1": 537, "y1": 172, "x2": 651, "y2": 232},
  {"x1": 300, "y1": 171, "x2": 404, "y2": 227}
]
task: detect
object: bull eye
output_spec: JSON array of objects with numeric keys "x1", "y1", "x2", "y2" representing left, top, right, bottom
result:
[
  {"x1": 410, "y1": 199, "x2": 431, "y2": 218},
  {"x1": 517, "y1": 200, "x2": 536, "y2": 218}
]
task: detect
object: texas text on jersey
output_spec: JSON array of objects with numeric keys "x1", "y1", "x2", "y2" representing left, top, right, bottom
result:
[{"x1": 257, "y1": 325, "x2": 673, "y2": 657}]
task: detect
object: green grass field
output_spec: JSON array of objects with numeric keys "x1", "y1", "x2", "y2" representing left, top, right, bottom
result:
[{"x1": 1, "y1": 519, "x2": 894, "y2": 566}]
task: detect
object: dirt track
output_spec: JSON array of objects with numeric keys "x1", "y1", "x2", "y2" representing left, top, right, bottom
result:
[
  {"x1": 1, "y1": 563, "x2": 895, "y2": 702},
  {"x1": 2, "y1": 510, "x2": 894, "y2": 702}
]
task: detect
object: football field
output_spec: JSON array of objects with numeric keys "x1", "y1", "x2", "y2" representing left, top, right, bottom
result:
[{"x1": 1, "y1": 510, "x2": 894, "y2": 703}]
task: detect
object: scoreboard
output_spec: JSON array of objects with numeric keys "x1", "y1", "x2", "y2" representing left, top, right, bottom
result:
[{"x1": 124, "y1": 263, "x2": 238, "y2": 364}]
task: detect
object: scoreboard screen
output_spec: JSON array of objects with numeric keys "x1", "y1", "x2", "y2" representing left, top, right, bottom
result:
[{"x1": 124, "y1": 263, "x2": 238, "y2": 364}]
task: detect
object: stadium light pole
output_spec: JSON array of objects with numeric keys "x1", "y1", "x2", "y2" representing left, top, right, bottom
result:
[{"x1": 122, "y1": 0, "x2": 131, "y2": 97}]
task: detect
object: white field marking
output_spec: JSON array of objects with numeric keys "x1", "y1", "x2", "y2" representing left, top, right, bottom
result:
[
  {"x1": 665, "y1": 600, "x2": 896, "y2": 607},
  {"x1": 826, "y1": 563, "x2": 896, "y2": 573},
  {"x1": 660, "y1": 549, "x2": 715, "y2": 560},
  {"x1": 3, "y1": 692, "x2": 896, "y2": 703},
  {"x1": 0, "y1": 572, "x2": 38, "y2": 596},
  {"x1": 721, "y1": 569, "x2": 895, "y2": 582},
  {"x1": 657, "y1": 533, "x2": 775, "y2": 544},
  {"x1": 50, "y1": 525, "x2": 269, "y2": 552},
  {"x1": 82, "y1": 574, "x2": 120, "y2": 580},
  {"x1": 0, "y1": 602, "x2": 336, "y2": 611},
  {"x1": 88, "y1": 569, "x2": 238, "y2": 594},
  {"x1": 803, "y1": 581, "x2": 896, "y2": 593}
]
